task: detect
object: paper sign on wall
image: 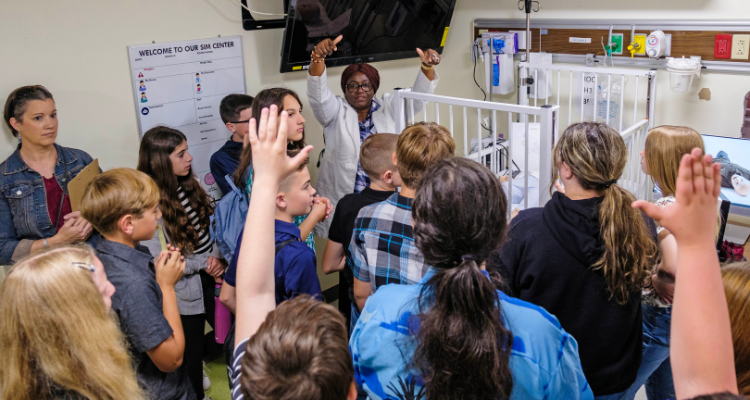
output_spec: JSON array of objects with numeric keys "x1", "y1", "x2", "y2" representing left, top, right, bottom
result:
[{"x1": 128, "y1": 36, "x2": 247, "y2": 200}]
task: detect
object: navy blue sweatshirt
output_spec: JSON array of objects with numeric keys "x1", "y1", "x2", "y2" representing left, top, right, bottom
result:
[{"x1": 489, "y1": 192, "x2": 655, "y2": 396}]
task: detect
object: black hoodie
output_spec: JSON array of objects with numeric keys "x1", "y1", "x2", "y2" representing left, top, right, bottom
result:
[{"x1": 489, "y1": 192, "x2": 655, "y2": 396}]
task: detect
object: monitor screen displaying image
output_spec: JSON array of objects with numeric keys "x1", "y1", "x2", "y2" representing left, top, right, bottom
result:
[
  {"x1": 279, "y1": 0, "x2": 457, "y2": 73},
  {"x1": 703, "y1": 135, "x2": 750, "y2": 212}
]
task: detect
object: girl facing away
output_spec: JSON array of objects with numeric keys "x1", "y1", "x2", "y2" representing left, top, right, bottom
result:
[
  {"x1": 489, "y1": 122, "x2": 658, "y2": 398},
  {"x1": 351, "y1": 157, "x2": 593, "y2": 400},
  {"x1": 0, "y1": 245, "x2": 144, "y2": 400},
  {"x1": 621, "y1": 125, "x2": 705, "y2": 400}
]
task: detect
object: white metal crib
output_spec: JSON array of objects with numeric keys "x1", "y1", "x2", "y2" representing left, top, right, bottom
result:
[
  {"x1": 392, "y1": 89, "x2": 559, "y2": 217},
  {"x1": 391, "y1": 61, "x2": 658, "y2": 211}
]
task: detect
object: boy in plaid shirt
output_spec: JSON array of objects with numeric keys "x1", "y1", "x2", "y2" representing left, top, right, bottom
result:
[{"x1": 350, "y1": 122, "x2": 455, "y2": 312}]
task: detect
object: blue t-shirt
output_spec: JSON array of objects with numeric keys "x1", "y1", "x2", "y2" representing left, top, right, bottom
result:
[
  {"x1": 224, "y1": 220, "x2": 321, "y2": 304},
  {"x1": 350, "y1": 267, "x2": 594, "y2": 400}
]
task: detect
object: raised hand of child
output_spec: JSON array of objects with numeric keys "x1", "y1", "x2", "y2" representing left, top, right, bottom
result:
[
  {"x1": 632, "y1": 148, "x2": 721, "y2": 249},
  {"x1": 248, "y1": 105, "x2": 313, "y2": 186},
  {"x1": 155, "y1": 250, "x2": 186, "y2": 288}
]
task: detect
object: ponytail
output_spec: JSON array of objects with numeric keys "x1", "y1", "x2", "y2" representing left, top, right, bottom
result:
[
  {"x1": 597, "y1": 183, "x2": 657, "y2": 304},
  {"x1": 413, "y1": 262, "x2": 513, "y2": 400},
  {"x1": 554, "y1": 122, "x2": 658, "y2": 304},
  {"x1": 412, "y1": 158, "x2": 513, "y2": 400}
]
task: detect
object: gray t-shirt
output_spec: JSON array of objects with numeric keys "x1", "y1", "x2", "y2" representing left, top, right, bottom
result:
[{"x1": 96, "y1": 240, "x2": 196, "y2": 400}]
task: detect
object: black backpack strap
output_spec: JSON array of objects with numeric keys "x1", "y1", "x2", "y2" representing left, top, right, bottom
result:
[{"x1": 275, "y1": 238, "x2": 299, "y2": 255}]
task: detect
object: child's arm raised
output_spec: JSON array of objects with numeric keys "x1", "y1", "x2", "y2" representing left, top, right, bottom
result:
[
  {"x1": 234, "y1": 106, "x2": 313, "y2": 347},
  {"x1": 633, "y1": 148, "x2": 738, "y2": 399}
]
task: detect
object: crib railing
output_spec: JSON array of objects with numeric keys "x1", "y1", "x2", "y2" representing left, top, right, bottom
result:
[{"x1": 392, "y1": 89, "x2": 559, "y2": 214}]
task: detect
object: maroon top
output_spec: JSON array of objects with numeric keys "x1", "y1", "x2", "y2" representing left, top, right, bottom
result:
[{"x1": 44, "y1": 176, "x2": 72, "y2": 232}]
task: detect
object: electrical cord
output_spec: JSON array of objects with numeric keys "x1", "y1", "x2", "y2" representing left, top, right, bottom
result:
[{"x1": 224, "y1": 0, "x2": 287, "y2": 16}]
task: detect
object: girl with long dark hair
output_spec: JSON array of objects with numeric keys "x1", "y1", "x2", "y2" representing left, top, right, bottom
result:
[
  {"x1": 351, "y1": 158, "x2": 592, "y2": 400},
  {"x1": 490, "y1": 122, "x2": 658, "y2": 398},
  {"x1": 138, "y1": 126, "x2": 225, "y2": 399},
  {"x1": 233, "y1": 87, "x2": 329, "y2": 252}
]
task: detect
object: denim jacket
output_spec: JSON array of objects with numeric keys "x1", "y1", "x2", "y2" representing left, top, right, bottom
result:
[{"x1": 0, "y1": 143, "x2": 94, "y2": 265}]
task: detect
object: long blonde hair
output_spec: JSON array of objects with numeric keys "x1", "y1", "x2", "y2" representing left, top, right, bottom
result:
[
  {"x1": 553, "y1": 122, "x2": 658, "y2": 304},
  {"x1": 0, "y1": 246, "x2": 144, "y2": 400},
  {"x1": 645, "y1": 126, "x2": 705, "y2": 196},
  {"x1": 722, "y1": 262, "x2": 750, "y2": 396}
]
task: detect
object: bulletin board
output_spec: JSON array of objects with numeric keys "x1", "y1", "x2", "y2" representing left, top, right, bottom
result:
[
  {"x1": 128, "y1": 36, "x2": 247, "y2": 200},
  {"x1": 473, "y1": 19, "x2": 750, "y2": 72}
]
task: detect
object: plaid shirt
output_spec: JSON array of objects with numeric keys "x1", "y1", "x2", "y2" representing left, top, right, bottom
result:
[
  {"x1": 353, "y1": 101, "x2": 381, "y2": 194},
  {"x1": 350, "y1": 192, "x2": 427, "y2": 294}
]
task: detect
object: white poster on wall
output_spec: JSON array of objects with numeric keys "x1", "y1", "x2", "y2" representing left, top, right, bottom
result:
[{"x1": 128, "y1": 36, "x2": 246, "y2": 200}]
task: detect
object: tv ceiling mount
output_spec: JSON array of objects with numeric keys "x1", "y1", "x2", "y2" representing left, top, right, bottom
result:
[{"x1": 242, "y1": 0, "x2": 289, "y2": 31}]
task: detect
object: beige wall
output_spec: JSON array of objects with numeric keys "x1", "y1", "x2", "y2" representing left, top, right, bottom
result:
[{"x1": 4, "y1": 0, "x2": 750, "y2": 286}]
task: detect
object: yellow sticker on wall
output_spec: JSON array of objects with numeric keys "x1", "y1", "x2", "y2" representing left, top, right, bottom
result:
[{"x1": 440, "y1": 27, "x2": 449, "y2": 47}]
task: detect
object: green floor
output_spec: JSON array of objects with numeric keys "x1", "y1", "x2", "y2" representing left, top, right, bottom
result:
[{"x1": 204, "y1": 355, "x2": 231, "y2": 400}]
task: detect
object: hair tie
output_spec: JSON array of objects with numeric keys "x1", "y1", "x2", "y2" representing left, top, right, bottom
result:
[
  {"x1": 603, "y1": 179, "x2": 618, "y2": 189},
  {"x1": 461, "y1": 255, "x2": 477, "y2": 263}
]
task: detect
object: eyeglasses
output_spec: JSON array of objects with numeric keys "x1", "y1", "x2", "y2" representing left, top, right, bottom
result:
[
  {"x1": 72, "y1": 262, "x2": 95, "y2": 272},
  {"x1": 229, "y1": 119, "x2": 250, "y2": 124},
  {"x1": 346, "y1": 82, "x2": 373, "y2": 93},
  {"x1": 8, "y1": 85, "x2": 47, "y2": 117}
]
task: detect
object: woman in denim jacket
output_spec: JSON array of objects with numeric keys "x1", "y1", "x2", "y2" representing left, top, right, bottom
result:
[{"x1": 1, "y1": 86, "x2": 94, "y2": 265}]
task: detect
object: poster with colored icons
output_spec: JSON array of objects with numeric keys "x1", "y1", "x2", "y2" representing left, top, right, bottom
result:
[{"x1": 128, "y1": 36, "x2": 247, "y2": 200}]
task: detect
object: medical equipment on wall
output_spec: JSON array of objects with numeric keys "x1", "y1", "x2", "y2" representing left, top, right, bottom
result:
[
  {"x1": 527, "y1": 53, "x2": 553, "y2": 99},
  {"x1": 480, "y1": 32, "x2": 518, "y2": 95},
  {"x1": 666, "y1": 56, "x2": 702, "y2": 93},
  {"x1": 646, "y1": 30, "x2": 671, "y2": 58}
]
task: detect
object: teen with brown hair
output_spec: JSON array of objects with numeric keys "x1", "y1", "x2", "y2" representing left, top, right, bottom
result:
[
  {"x1": 228, "y1": 105, "x2": 356, "y2": 400},
  {"x1": 0, "y1": 245, "x2": 144, "y2": 400},
  {"x1": 490, "y1": 122, "x2": 658, "y2": 398},
  {"x1": 137, "y1": 127, "x2": 225, "y2": 399},
  {"x1": 220, "y1": 88, "x2": 331, "y2": 313},
  {"x1": 351, "y1": 158, "x2": 592, "y2": 400},
  {"x1": 351, "y1": 122, "x2": 455, "y2": 311}
]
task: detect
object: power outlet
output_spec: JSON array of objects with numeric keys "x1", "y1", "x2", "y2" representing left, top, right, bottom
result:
[
  {"x1": 715, "y1": 34, "x2": 732, "y2": 59},
  {"x1": 732, "y1": 34, "x2": 750, "y2": 60}
]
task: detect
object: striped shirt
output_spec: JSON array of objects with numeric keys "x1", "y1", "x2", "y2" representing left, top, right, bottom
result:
[
  {"x1": 177, "y1": 185, "x2": 212, "y2": 254},
  {"x1": 230, "y1": 338, "x2": 249, "y2": 400}
]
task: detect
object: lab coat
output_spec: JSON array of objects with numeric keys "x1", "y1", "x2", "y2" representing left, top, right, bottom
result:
[{"x1": 307, "y1": 68, "x2": 439, "y2": 237}]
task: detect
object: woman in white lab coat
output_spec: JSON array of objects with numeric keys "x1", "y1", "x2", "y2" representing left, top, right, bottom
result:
[{"x1": 307, "y1": 35, "x2": 441, "y2": 235}]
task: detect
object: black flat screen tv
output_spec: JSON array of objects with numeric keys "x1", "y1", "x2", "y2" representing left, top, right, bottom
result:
[{"x1": 279, "y1": 0, "x2": 457, "y2": 73}]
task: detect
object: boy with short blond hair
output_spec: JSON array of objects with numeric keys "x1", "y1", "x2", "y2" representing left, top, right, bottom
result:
[
  {"x1": 351, "y1": 122, "x2": 455, "y2": 311},
  {"x1": 81, "y1": 168, "x2": 195, "y2": 400},
  {"x1": 322, "y1": 133, "x2": 401, "y2": 332}
]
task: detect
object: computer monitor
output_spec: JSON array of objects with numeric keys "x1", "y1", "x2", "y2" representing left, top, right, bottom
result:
[
  {"x1": 279, "y1": 0, "x2": 457, "y2": 73},
  {"x1": 703, "y1": 135, "x2": 750, "y2": 217}
]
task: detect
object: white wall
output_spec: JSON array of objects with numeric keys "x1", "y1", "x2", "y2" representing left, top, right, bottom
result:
[
  {"x1": 5, "y1": 0, "x2": 750, "y2": 287},
  {"x1": 4, "y1": 0, "x2": 750, "y2": 168}
]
